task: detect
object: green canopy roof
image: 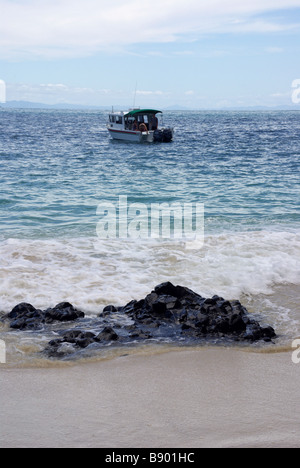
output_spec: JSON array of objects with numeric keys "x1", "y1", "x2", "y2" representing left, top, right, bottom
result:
[{"x1": 125, "y1": 109, "x2": 162, "y2": 117}]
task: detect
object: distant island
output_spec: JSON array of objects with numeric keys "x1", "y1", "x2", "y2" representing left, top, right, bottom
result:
[
  {"x1": 1, "y1": 100, "x2": 299, "y2": 111},
  {"x1": 0, "y1": 100, "x2": 108, "y2": 110}
]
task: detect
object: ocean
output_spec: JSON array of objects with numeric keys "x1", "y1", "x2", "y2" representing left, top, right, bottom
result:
[{"x1": 0, "y1": 108, "x2": 300, "y2": 366}]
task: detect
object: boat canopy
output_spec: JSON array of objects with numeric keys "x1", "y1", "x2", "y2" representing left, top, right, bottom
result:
[{"x1": 124, "y1": 109, "x2": 162, "y2": 117}]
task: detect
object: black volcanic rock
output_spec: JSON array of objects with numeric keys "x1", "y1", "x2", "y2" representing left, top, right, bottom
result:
[
  {"x1": 3, "y1": 282, "x2": 276, "y2": 359},
  {"x1": 3, "y1": 302, "x2": 85, "y2": 330},
  {"x1": 44, "y1": 302, "x2": 84, "y2": 323},
  {"x1": 96, "y1": 326, "x2": 119, "y2": 342},
  {"x1": 7, "y1": 302, "x2": 37, "y2": 319},
  {"x1": 117, "y1": 282, "x2": 276, "y2": 343},
  {"x1": 46, "y1": 326, "x2": 119, "y2": 357}
]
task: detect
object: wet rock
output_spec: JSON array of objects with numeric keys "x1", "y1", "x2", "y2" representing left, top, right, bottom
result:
[
  {"x1": 47, "y1": 326, "x2": 120, "y2": 357},
  {"x1": 130, "y1": 329, "x2": 153, "y2": 340},
  {"x1": 96, "y1": 327, "x2": 119, "y2": 342},
  {"x1": 99, "y1": 305, "x2": 118, "y2": 317},
  {"x1": 59, "y1": 330, "x2": 85, "y2": 343},
  {"x1": 60, "y1": 330, "x2": 97, "y2": 348},
  {"x1": 6, "y1": 302, "x2": 37, "y2": 319},
  {"x1": 243, "y1": 324, "x2": 276, "y2": 342},
  {"x1": 243, "y1": 324, "x2": 264, "y2": 342},
  {"x1": 6, "y1": 282, "x2": 277, "y2": 360},
  {"x1": 47, "y1": 341, "x2": 77, "y2": 358},
  {"x1": 116, "y1": 282, "x2": 276, "y2": 344},
  {"x1": 4, "y1": 303, "x2": 45, "y2": 330},
  {"x1": 229, "y1": 313, "x2": 247, "y2": 332},
  {"x1": 47, "y1": 329, "x2": 100, "y2": 356},
  {"x1": 4, "y1": 301, "x2": 85, "y2": 330},
  {"x1": 261, "y1": 326, "x2": 277, "y2": 339},
  {"x1": 170, "y1": 308, "x2": 188, "y2": 324},
  {"x1": 154, "y1": 282, "x2": 179, "y2": 297},
  {"x1": 151, "y1": 295, "x2": 178, "y2": 318},
  {"x1": 44, "y1": 302, "x2": 84, "y2": 323}
]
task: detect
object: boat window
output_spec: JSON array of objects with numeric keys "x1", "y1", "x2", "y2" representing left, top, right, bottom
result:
[
  {"x1": 116, "y1": 116, "x2": 123, "y2": 124},
  {"x1": 110, "y1": 115, "x2": 116, "y2": 123},
  {"x1": 143, "y1": 115, "x2": 149, "y2": 124}
]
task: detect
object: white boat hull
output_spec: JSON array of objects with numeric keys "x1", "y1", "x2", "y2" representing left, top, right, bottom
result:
[{"x1": 108, "y1": 128, "x2": 154, "y2": 143}]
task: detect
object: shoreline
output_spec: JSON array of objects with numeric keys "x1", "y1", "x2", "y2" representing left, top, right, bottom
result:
[{"x1": 1, "y1": 346, "x2": 299, "y2": 448}]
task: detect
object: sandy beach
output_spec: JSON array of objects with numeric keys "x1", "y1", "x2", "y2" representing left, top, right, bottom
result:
[{"x1": 0, "y1": 346, "x2": 299, "y2": 448}]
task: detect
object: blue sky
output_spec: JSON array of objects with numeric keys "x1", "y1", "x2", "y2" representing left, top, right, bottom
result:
[{"x1": 1, "y1": 0, "x2": 300, "y2": 108}]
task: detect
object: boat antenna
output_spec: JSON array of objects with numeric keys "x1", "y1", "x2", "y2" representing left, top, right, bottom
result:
[{"x1": 133, "y1": 81, "x2": 138, "y2": 109}]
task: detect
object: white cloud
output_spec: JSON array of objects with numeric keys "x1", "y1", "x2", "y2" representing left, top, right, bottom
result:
[
  {"x1": 136, "y1": 90, "x2": 165, "y2": 96},
  {"x1": 265, "y1": 46, "x2": 284, "y2": 53},
  {"x1": 173, "y1": 51, "x2": 195, "y2": 56},
  {"x1": 270, "y1": 91, "x2": 290, "y2": 97},
  {"x1": 0, "y1": 0, "x2": 300, "y2": 59},
  {"x1": 6, "y1": 82, "x2": 100, "y2": 104},
  {"x1": 147, "y1": 51, "x2": 165, "y2": 57}
]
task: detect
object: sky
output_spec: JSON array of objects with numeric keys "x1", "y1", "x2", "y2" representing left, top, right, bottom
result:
[{"x1": 1, "y1": 0, "x2": 300, "y2": 108}]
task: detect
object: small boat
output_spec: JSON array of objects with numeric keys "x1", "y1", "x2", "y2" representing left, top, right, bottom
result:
[{"x1": 107, "y1": 108, "x2": 174, "y2": 143}]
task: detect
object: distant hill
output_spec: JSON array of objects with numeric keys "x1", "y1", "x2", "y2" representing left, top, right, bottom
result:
[
  {"x1": 1, "y1": 100, "x2": 299, "y2": 111},
  {"x1": 220, "y1": 105, "x2": 300, "y2": 111},
  {"x1": 1, "y1": 101, "x2": 109, "y2": 110},
  {"x1": 164, "y1": 105, "x2": 191, "y2": 111}
]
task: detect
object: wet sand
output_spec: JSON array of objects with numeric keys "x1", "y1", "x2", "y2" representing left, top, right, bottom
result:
[{"x1": 0, "y1": 347, "x2": 299, "y2": 448}]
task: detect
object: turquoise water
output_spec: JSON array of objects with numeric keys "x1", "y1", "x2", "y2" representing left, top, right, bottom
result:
[
  {"x1": 0, "y1": 109, "x2": 300, "y2": 360},
  {"x1": 1, "y1": 110, "x2": 299, "y2": 239}
]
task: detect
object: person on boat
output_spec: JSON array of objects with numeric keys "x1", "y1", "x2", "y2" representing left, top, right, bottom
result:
[
  {"x1": 132, "y1": 120, "x2": 139, "y2": 131},
  {"x1": 139, "y1": 122, "x2": 148, "y2": 133},
  {"x1": 150, "y1": 115, "x2": 158, "y2": 130}
]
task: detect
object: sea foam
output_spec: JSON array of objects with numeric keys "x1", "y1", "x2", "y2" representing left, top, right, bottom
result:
[{"x1": 0, "y1": 229, "x2": 299, "y2": 314}]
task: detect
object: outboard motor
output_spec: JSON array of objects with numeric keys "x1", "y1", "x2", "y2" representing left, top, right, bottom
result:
[
  {"x1": 162, "y1": 128, "x2": 173, "y2": 142},
  {"x1": 153, "y1": 129, "x2": 164, "y2": 142}
]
